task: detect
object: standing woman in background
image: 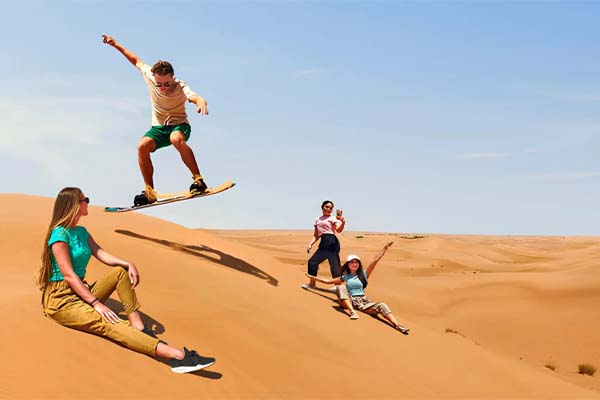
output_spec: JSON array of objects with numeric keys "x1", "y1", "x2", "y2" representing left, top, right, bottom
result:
[
  {"x1": 302, "y1": 200, "x2": 346, "y2": 289},
  {"x1": 35, "y1": 187, "x2": 215, "y2": 373}
]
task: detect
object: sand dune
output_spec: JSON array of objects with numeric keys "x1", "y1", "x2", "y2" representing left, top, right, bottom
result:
[{"x1": 1, "y1": 194, "x2": 599, "y2": 399}]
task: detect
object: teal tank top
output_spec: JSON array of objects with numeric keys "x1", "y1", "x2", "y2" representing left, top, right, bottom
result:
[{"x1": 48, "y1": 226, "x2": 92, "y2": 281}]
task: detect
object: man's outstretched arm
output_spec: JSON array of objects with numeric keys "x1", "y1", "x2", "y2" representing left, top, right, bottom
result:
[
  {"x1": 102, "y1": 34, "x2": 144, "y2": 69},
  {"x1": 189, "y1": 94, "x2": 209, "y2": 115}
]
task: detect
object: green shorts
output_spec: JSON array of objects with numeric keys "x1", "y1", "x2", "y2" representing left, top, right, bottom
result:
[{"x1": 143, "y1": 123, "x2": 191, "y2": 151}]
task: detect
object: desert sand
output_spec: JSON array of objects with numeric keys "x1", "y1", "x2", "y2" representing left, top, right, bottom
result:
[{"x1": 1, "y1": 193, "x2": 599, "y2": 399}]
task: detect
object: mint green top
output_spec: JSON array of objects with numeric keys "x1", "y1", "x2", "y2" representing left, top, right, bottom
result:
[
  {"x1": 48, "y1": 226, "x2": 92, "y2": 282},
  {"x1": 342, "y1": 270, "x2": 368, "y2": 297}
]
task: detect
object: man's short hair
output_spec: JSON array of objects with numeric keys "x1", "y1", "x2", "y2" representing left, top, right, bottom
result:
[{"x1": 151, "y1": 60, "x2": 174, "y2": 76}]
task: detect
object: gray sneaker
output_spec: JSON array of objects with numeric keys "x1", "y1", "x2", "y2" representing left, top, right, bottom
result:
[{"x1": 170, "y1": 347, "x2": 215, "y2": 373}]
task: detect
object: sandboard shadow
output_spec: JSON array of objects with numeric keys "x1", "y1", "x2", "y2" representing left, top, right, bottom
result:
[{"x1": 115, "y1": 229, "x2": 279, "y2": 286}]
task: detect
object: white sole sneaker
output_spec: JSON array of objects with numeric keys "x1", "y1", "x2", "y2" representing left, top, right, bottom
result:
[{"x1": 171, "y1": 360, "x2": 215, "y2": 374}]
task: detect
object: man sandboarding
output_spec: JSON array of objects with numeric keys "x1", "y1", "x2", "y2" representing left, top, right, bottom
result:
[{"x1": 102, "y1": 34, "x2": 209, "y2": 206}]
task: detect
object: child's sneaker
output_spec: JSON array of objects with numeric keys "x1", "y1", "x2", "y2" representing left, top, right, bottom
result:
[
  {"x1": 396, "y1": 325, "x2": 410, "y2": 335},
  {"x1": 133, "y1": 186, "x2": 157, "y2": 206},
  {"x1": 189, "y1": 176, "x2": 207, "y2": 195},
  {"x1": 170, "y1": 347, "x2": 215, "y2": 374},
  {"x1": 349, "y1": 311, "x2": 359, "y2": 320}
]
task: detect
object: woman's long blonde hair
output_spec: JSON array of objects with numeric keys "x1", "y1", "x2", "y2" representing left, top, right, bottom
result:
[{"x1": 35, "y1": 187, "x2": 83, "y2": 291}]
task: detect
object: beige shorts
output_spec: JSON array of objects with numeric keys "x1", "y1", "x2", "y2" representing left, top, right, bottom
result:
[{"x1": 335, "y1": 285, "x2": 392, "y2": 316}]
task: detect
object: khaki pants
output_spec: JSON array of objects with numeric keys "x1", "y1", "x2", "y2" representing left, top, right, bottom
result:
[
  {"x1": 336, "y1": 285, "x2": 392, "y2": 316},
  {"x1": 43, "y1": 268, "x2": 159, "y2": 357}
]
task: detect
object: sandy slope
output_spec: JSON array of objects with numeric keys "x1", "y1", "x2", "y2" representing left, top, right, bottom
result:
[{"x1": 1, "y1": 194, "x2": 599, "y2": 399}]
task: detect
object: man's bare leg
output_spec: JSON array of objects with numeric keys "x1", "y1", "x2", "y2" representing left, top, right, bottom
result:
[
  {"x1": 137, "y1": 137, "x2": 157, "y2": 188},
  {"x1": 170, "y1": 131, "x2": 201, "y2": 178}
]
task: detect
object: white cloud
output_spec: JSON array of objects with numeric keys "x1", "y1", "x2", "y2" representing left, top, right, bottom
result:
[
  {"x1": 294, "y1": 68, "x2": 327, "y2": 77},
  {"x1": 522, "y1": 172, "x2": 600, "y2": 180},
  {"x1": 0, "y1": 94, "x2": 144, "y2": 180},
  {"x1": 0, "y1": 97, "x2": 140, "y2": 144},
  {"x1": 456, "y1": 152, "x2": 512, "y2": 159}
]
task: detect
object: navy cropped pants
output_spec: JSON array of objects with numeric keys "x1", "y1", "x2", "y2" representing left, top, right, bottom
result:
[{"x1": 308, "y1": 234, "x2": 341, "y2": 278}]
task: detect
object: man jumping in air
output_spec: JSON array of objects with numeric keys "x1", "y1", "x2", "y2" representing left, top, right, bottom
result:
[{"x1": 102, "y1": 34, "x2": 209, "y2": 206}]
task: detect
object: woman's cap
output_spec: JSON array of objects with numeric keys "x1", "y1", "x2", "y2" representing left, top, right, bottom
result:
[{"x1": 345, "y1": 254, "x2": 360, "y2": 263}]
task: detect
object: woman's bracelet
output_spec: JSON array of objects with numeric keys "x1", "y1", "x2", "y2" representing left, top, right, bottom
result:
[{"x1": 89, "y1": 298, "x2": 100, "y2": 306}]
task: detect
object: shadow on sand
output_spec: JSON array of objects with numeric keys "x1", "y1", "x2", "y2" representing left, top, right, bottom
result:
[
  {"x1": 115, "y1": 229, "x2": 279, "y2": 286},
  {"x1": 106, "y1": 298, "x2": 166, "y2": 335},
  {"x1": 300, "y1": 286, "x2": 349, "y2": 317}
]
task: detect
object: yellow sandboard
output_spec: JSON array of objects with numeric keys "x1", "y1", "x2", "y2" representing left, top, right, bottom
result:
[{"x1": 104, "y1": 180, "x2": 235, "y2": 213}]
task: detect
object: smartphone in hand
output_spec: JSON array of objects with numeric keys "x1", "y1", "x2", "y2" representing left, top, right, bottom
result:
[{"x1": 336, "y1": 209, "x2": 343, "y2": 218}]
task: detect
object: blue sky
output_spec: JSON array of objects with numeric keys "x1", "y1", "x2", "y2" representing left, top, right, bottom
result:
[{"x1": 2, "y1": 1, "x2": 600, "y2": 235}]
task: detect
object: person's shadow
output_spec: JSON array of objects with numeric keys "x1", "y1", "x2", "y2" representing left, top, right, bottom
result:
[
  {"x1": 106, "y1": 298, "x2": 165, "y2": 336},
  {"x1": 301, "y1": 286, "x2": 349, "y2": 317},
  {"x1": 115, "y1": 229, "x2": 279, "y2": 286},
  {"x1": 105, "y1": 298, "x2": 223, "y2": 379}
]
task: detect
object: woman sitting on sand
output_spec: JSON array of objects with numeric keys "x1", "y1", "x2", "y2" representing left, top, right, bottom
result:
[
  {"x1": 307, "y1": 241, "x2": 410, "y2": 334},
  {"x1": 35, "y1": 187, "x2": 215, "y2": 373},
  {"x1": 302, "y1": 200, "x2": 346, "y2": 289}
]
